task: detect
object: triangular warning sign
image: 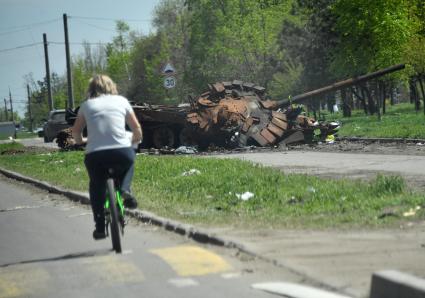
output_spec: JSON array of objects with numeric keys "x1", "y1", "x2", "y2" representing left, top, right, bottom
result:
[{"x1": 162, "y1": 63, "x2": 175, "y2": 74}]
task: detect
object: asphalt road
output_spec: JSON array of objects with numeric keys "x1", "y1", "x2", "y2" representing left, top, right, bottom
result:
[{"x1": 0, "y1": 175, "x2": 309, "y2": 298}]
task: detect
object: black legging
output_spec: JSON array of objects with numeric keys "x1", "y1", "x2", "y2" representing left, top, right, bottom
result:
[{"x1": 84, "y1": 147, "x2": 135, "y2": 229}]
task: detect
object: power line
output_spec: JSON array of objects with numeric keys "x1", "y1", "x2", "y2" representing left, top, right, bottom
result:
[
  {"x1": 71, "y1": 19, "x2": 117, "y2": 32},
  {"x1": 0, "y1": 18, "x2": 61, "y2": 37},
  {"x1": 69, "y1": 15, "x2": 151, "y2": 22},
  {"x1": 49, "y1": 41, "x2": 109, "y2": 46},
  {"x1": 0, "y1": 42, "x2": 42, "y2": 53},
  {"x1": 0, "y1": 41, "x2": 109, "y2": 54}
]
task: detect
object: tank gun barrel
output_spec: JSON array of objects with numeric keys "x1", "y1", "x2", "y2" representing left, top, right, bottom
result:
[{"x1": 275, "y1": 63, "x2": 405, "y2": 108}]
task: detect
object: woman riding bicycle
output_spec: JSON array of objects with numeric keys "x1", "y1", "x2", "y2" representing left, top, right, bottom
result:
[{"x1": 72, "y1": 75, "x2": 142, "y2": 240}]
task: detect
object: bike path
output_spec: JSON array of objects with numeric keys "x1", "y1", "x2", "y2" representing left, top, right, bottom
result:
[{"x1": 0, "y1": 175, "x2": 304, "y2": 298}]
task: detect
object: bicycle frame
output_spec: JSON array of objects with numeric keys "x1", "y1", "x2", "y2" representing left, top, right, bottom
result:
[
  {"x1": 105, "y1": 178, "x2": 126, "y2": 253},
  {"x1": 105, "y1": 189, "x2": 125, "y2": 218}
]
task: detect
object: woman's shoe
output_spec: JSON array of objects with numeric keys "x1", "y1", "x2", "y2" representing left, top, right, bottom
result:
[
  {"x1": 93, "y1": 229, "x2": 107, "y2": 240},
  {"x1": 122, "y1": 191, "x2": 138, "y2": 209}
]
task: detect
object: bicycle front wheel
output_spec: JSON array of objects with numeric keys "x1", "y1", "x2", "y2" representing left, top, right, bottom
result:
[{"x1": 107, "y1": 178, "x2": 122, "y2": 253}]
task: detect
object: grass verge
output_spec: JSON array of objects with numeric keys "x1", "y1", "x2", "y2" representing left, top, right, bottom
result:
[
  {"x1": 324, "y1": 103, "x2": 425, "y2": 139},
  {"x1": 0, "y1": 144, "x2": 423, "y2": 229}
]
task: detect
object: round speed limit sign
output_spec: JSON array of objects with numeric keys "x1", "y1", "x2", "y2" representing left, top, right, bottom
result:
[{"x1": 163, "y1": 76, "x2": 176, "y2": 89}]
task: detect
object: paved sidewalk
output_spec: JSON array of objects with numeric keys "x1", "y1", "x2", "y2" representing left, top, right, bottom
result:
[{"x1": 206, "y1": 226, "x2": 425, "y2": 298}]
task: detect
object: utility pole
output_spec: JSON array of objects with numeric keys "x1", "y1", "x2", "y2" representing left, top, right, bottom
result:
[
  {"x1": 27, "y1": 84, "x2": 33, "y2": 132},
  {"x1": 43, "y1": 33, "x2": 53, "y2": 111},
  {"x1": 4, "y1": 98, "x2": 8, "y2": 121},
  {"x1": 63, "y1": 13, "x2": 74, "y2": 109},
  {"x1": 9, "y1": 88, "x2": 14, "y2": 122}
]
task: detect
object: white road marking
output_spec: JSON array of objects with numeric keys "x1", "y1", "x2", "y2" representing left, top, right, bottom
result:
[
  {"x1": 252, "y1": 282, "x2": 352, "y2": 298},
  {"x1": 67, "y1": 212, "x2": 92, "y2": 218},
  {"x1": 168, "y1": 278, "x2": 199, "y2": 287},
  {"x1": 221, "y1": 272, "x2": 241, "y2": 279}
]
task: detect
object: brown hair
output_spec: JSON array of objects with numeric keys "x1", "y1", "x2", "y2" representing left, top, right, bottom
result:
[{"x1": 87, "y1": 75, "x2": 118, "y2": 98}]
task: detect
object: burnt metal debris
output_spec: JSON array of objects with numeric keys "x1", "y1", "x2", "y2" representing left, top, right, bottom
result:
[{"x1": 57, "y1": 64, "x2": 405, "y2": 151}]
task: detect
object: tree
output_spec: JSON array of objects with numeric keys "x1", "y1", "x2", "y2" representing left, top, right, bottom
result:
[
  {"x1": 186, "y1": 0, "x2": 292, "y2": 91},
  {"x1": 152, "y1": 0, "x2": 193, "y2": 101},
  {"x1": 331, "y1": 0, "x2": 414, "y2": 76},
  {"x1": 126, "y1": 34, "x2": 169, "y2": 103},
  {"x1": 72, "y1": 41, "x2": 107, "y2": 105},
  {"x1": 106, "y1": 21, "x2": 135, "y2": 95}
]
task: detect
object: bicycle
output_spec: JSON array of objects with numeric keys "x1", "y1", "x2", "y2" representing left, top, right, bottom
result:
[{"x1": 105, "y1": 168, "x2": 126, "y2": 253}]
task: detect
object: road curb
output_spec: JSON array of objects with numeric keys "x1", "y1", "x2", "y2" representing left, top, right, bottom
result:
[
  {"x1": 370, "y1": 270, "x2": 425, "y2": 298},
  {"x1": 337, "y1": 136, "x2": 425, "y2": 144},
  {"x1": 0, "y1": 166, "x2": 352, "y2": 297},
  {"x1": 0, "y1": 167, "x2": 243, "y2": 250}
]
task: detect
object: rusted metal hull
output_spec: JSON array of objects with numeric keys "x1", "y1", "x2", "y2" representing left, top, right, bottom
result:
[{"x1": 183, "y1": 81, "x2": 333, "y2": 148}]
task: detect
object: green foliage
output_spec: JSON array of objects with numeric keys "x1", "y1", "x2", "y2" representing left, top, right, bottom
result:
[
  {"x1": 127, "y1": 34, "x2": 169, "y2": 103},
  {"x1": 21, "y1": 73, "x2": 67, "y2": 129},
  {"x1": 329, "y1": 103, "x2": 425, "y2": 138},
  {"x1": 105, "y1": 21, "x2": 135, "y2": 96},
  {"x1": 72, "y1": 41, "x2": 107, "y2": 105},
  {"x1": 330, "y1": 0, "x2": 415, "y2": 77},
  {"x1": 187, "y1": 0, "x2": 292, "y2": 91}
]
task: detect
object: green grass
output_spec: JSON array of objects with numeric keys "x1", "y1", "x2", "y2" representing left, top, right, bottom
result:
[
  {"x1": 16, "y1": 131, "x2": 39, "y2": 139},
  {"x1": 323, "y1": 103, "x2": 425, "y2": 139},
  {"x1": 0, "y1": 131, "x2": 39, "y2": 140},
  {"x1": 0, "y1": 146, "x2": 423, "y2": 229},
  {"x1": 0, "y1": 142, "x2": 25, "y2": 154}
]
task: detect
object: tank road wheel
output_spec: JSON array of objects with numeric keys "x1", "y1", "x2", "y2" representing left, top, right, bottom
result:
[
  {"x1": 178, "y1": 128, "x2": 198, "y2": 147},
  {"x1": 152, "y1": 127, "x2": 175, "y2": 148}
]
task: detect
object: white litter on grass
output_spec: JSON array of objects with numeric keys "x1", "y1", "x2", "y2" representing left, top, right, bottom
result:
[
  {"x1": 236, "y1": 191, "x2": 254, "y2": 201},
  {"x1": 181, "y1": 169, "x2": 201, "y2": 176},
  {"x1": 403, "y1": 206, "x2": 421, "y2": 217},
  {"x1": 175, "y1": 146, "x2": 198, "y2": 154},
  {"x1": 306, "y1": 186, "x2": 316, "y2": 193}
]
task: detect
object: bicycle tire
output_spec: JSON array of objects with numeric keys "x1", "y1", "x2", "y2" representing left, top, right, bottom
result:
[{"x1": 107, "y1": 178, "x2": 122, "y2": 253}]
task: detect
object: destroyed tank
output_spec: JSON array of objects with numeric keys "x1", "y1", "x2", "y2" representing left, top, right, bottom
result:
[
  {"x1": 179, "y1": 64, "x2": 405, "y2": 149},
  {"x1": 57, "y1": 64, "x2": 405, "y2": 150}
]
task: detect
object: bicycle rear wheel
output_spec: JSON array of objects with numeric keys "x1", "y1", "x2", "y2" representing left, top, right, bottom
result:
[{"x1": 107, "y1": 178, "x2": 122, "y2": 253}]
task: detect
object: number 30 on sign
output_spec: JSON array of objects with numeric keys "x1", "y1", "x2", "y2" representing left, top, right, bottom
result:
[{"x1": 164, "y1": 76, "x2": 176, "y2": 89}]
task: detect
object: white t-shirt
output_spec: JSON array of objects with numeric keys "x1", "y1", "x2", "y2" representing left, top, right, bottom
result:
[{"x1": 79, "y1": 94, "x2": 134, "y2": 154}]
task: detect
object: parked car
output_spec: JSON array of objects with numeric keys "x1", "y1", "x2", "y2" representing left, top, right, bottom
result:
[
  {"x1": 0, "y1": 121, "x2": 16, "y2": 140},
  {"x1": 43, "y1": 110, "x2": 71, "y2": 142}
]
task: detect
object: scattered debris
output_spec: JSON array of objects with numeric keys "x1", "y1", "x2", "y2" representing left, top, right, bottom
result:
[
  {"x1": 175, "y1": 146, "x2": 198, "y2": 154},
  {"x1": 403, "y1": 206, "x2": 421, "y2": 217},
  {"x1": 181, "y1": 169, "x2": 201, "y2": 176},
  {"x1": 236, "y1": 192, "x2": 254, "y2": 201}
]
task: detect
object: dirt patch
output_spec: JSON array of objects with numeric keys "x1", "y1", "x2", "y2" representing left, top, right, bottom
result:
[
  {"x1": 1, "y1": 145, "x2": 58, "y2": 155},
  {"x1": 287, "y1": 139, "x2": 425, "y2": 156}
]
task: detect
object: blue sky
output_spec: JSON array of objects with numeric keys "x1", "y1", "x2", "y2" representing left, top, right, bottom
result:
[{"x1": 0, "y1": 0, "x2": 160, "y2": 117}]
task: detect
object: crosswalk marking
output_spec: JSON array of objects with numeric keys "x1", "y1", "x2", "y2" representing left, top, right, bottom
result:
[
  {"x1": 0, "y1": 265, "x2": 50, "y2": 298},
  {"x1": 80, "y1": 255, "x2": 144, "y2": 285},
  {"x1": 0, "y1": 245, "x2": 237, "y2": 296},
  {"x1": 150, "y1": 245, "x2": 232, "y2": 277}
]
